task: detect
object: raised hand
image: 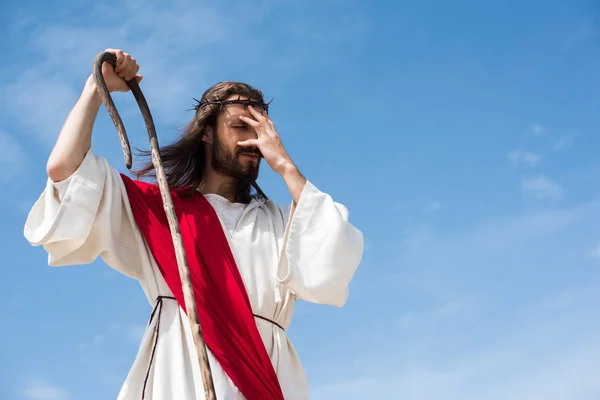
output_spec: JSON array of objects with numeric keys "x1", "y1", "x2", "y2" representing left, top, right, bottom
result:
[
  {"x1": 237, "y1": 106, "x2": 294, "y2": 175},
  {"x1": 96, "y1": 48, "x2": 143, "y2": 93}
]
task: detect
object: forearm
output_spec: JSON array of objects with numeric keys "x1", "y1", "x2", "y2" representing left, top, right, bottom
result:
[
  {"x1": 47, "y1": 76, "x2": 102, "y2": 182},
  {"x1": 278, "y1": 161, "x2": 307, "y2": 204}
]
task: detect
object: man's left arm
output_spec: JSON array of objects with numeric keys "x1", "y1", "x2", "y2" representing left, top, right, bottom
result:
[
  {"x1": 277, "y1": 161, "x2": 306, "y2": 205},
  {"x1": 238, "y1": 106, "x2": 363, "y2": 307},
  {"x1": 275, "y1": 180, "x2": 364, "y2": 307}
]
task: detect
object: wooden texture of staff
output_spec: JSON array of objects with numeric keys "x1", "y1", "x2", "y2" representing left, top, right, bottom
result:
[{"x1": 92, "y1": 51, "x2": 216, "y2": 400}]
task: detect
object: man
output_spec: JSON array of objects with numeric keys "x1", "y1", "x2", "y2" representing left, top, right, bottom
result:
[{"x1": 24, "y1": 48, "x2": 364, "y2": 400}]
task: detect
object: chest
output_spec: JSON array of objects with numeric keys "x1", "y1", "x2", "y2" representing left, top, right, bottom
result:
[{"x1": 205, "y1": 197, "x2": 286, "y2": 311}]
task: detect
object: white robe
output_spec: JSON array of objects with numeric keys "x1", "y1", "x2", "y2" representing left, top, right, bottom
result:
[{"x1": 23, "y1": 148, "x2": 364, "y2": 399}]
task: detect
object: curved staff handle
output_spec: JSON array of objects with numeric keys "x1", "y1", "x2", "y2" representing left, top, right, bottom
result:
[{"x1": 91, "y1": 51, "x2": 217, "y2": 400}]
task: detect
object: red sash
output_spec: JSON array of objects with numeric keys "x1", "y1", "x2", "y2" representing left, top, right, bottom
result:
[{"x1": 120, "y1": 174, "x2": 285, "y2": 400}]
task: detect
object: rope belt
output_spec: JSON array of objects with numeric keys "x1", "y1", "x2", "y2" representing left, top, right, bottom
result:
[
  {"x1": 252, "y1": 314, "x2": 285, "y2": 331},
  {"x1": 141, "y1": 296, "x2": 285, "y2": 399},
  {"x1": 152, "y1": 295, "x2": 285, "y2": 331}
]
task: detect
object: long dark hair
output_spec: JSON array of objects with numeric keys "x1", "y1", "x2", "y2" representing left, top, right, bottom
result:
[{"x1": 132, "y1": 81, "x2": 268, "y2": 203}]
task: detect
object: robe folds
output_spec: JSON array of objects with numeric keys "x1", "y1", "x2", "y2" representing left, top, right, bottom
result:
[
  {"x1": 121, "y1": 174, "x2": 284, "y2": 400},
  {"x1": 24, "y1": 148, "x2": 364, "y2": 400}
]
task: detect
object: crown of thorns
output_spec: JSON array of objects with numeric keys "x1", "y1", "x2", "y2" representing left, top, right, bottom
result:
[{"x1": 191, "y1": 96, "x2": 273, "y2": 114}]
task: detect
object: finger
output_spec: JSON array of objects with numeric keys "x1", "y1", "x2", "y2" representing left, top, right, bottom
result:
[
  {"x1": 122, "y1": 57, "x2": 137, "y2": 78},
  {"x1": 106, "y1": 48, "x2": 124, "y2": 67},
  {"x1": 135, "y1": 74, "x2": 144, "y2": 83},
  {"x1": 250, "y1": 106, "x2": 275, "y2": 130},
  {"x1": 123, "y1": 65, "x2": 138, "y2": 81},
  {"x1": 247, "y1": 105, "x2": 266, "y2": 121},
  {"x1": 103, "y1": 48, "x2": 124, "y2": 72},
  {"x1": 129, "y1": 68, "x2": 141, "y2": 82},
  {"x1": 238, "y1": 139, "x2": 260, "y2": 147},
  {"x1": 119, "y1": 55, "x2": 132, "y2": 77},
  {"x1": 239, "y1": 115, "x2": 260, "y2": 127},
  {"x1": 116, "y1": 53, "x2": 132, "y2": 74},
  {"x1": 124, "y1": 62, "x2": 139, "y2": 81}
]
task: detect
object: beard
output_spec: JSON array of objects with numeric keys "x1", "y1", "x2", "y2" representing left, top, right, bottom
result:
[{"x1": 210, "y1": 135, "x2": 261, "y2": 183}]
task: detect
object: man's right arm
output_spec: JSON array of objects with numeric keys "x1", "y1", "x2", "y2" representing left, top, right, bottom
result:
[
  {"x1": 24, "y1": 48, "x2": 146, "y2": 279},
  {"x1": 46, "y1": 77, "x2": 101, "y2": 182},
  {"x1": 46, "y1": 48, "x2": 141, "y2": 182}
]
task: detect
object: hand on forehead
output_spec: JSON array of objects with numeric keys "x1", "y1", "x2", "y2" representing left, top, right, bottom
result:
[
  {"x1": 222, "y1": 105, "x2": 248, "y2": 122},
  {"x1": 222, "y1": 101, "x2": 267, "y2": 120}
]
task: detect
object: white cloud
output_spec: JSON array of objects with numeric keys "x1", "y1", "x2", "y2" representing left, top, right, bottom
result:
[
  {"x1": 391, "y1": 200, "x2": 596, "y2": 283},
  {"x1": 77, "y1": 333, "x2": 105, "y2": 351},
  {"x1": 311, "y1": 273, "x2": 600, "y2": 400},
  {"x1": 522, "y1": 175, "x2": 563, "y2": 201},
  {"x1": 394, "y1": 201, "x2": 599, "y2": 299},
  {"x1": 590, "y1": 240, "x2": 600, "y2": 260},
  {"x1": 126, "y1": 323, "x2": 147, "y2": 344},
  {"x1": 397, "y1": 300, "x2": 475, "y2": 330},
  {"x1": 562, "y1": 20, "x2": 598, "y2": 51},
  {"x1": 507, "y1": 148, "x2": 541, "y2": 166},
  {"x1": 400, "y1": 223, "x2": 433, "y2": 249},
  {"x1": 312, "y1": 340, "x2": 600, "y2": 400},
  {"x1": 525, "y1": 123, "x2": 547, "y2": 136},
  {"x1": 17, "y1": 379, "x2": 71, "y2": 400},
  {"x1": 3, "y1": 1, "x2": 369, "y2": 145},
  {"x1": 0, "y1": 130, "x2": 29, "y2": 183},
  {"x1": 348, "y1": 196, "x2": 600, "y2": 399},
  {"x1": 2, "y1": 3, "x2": 225, "y2": 141},
  {"x1": 553, "y1": 132, "x2": 576, "y2": 151},
  {"x1": 423, "y1": 201, "x2": 442, "y2": 212},
  {"x1": 76, "y1": 321, "x2": 146, "y2": 353},
  {"x1": 1, "y1": 70, "x2": 84, "y2": 144}
]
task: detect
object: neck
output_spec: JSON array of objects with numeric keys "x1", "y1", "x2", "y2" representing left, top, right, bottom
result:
[{"x1": 199, "y1": 166, "x2": 239, "y2": 202}]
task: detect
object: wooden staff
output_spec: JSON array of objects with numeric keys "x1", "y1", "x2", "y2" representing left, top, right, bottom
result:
[{"x1": 92, "y1": 51, "x2": 216, "y2": 400}]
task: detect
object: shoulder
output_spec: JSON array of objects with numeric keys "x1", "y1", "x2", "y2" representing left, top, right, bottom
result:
[
  {"x1": 120, "y1": 173, "x2": 159, "y2": 194},
  {"x1": 118, "y1": 174, "x2": 178, "y2": 209}
]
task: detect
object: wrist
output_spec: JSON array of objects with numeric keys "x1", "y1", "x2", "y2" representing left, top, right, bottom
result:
[
  {"x1": 278, "y1": 161, "x2": 306, "y2": 186},
  {"x1": 275, "y1": 159, "x2": 296, "y2": 177},
  {"x1": 84, "y1": 74, "x2": 97, "y2": 92},
  {"x1": 277, "y1": 160, "x2": 306, "y2": 204},
  {"x1": 82, "y1": 76, "x2": 102, "y2": 106}
]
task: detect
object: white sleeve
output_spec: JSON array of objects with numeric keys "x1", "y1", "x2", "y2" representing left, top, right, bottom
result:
[
  {"x1": 276, "y1": 180, "x2": 364, "y2": 307},
  {"x1": 24, "y1": 148, "x2": 143, "y2": 279}
]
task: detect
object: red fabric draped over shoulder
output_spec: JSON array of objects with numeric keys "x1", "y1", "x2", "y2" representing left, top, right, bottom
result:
[{"x1": 120, "y1": 174, "x2": 284, "y2": 400}]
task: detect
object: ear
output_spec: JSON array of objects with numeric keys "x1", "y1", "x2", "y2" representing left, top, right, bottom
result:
[{"x1": 202, "y1": 127, "x2": 213, "y2": 144}]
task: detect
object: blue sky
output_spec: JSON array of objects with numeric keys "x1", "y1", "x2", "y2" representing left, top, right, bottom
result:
[{"x1": 1, "y1": 0, "x2": 600, "y2": 399}]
